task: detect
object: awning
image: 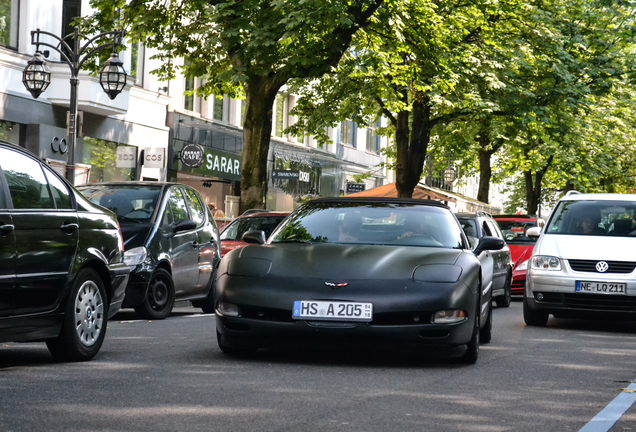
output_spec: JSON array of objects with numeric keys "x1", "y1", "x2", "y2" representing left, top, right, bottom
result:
[{"x1": 346, "y1": 182, "x2": 456, "y2": 203}]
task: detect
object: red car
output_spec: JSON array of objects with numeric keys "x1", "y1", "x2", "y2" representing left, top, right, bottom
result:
[
  {"x1": 493, "y1": 215, "x2": 545, "y2": 295},
  {"x1": 219, "y1": 211, "x2": 290, "y2": 256}
]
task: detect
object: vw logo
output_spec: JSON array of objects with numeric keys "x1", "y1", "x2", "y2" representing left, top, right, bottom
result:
[{"x1": 596, "y1": 261, "x2": 609, "y2": 273}]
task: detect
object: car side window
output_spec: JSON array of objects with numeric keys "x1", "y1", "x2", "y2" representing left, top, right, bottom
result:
[
  {"x1": 44, "y1": 168, "x2": 73, "y2": 210},
  {"x1": 168, "y1": 187, "x2": 189, "y2": 224},
  {"x1": 183, "y1": 187, "x2": 205, "y2": 226},
  {"x1": 481, "y1": 220, "x2": 493, "y2": 236},
  {"x1": 486, "y1": 220, "x2": 503, "y2": 239},
  {"x1": 0, "y1": 148, "x2": 54, "y2": 210}
]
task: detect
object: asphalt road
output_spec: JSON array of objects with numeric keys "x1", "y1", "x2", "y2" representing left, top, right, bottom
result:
[{"x1": 1, "y1": 299, "x2": 635, "y2": 432}]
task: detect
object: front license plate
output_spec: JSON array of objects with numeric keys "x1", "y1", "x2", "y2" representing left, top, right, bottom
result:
[
  {"x1": 292, "y1": 301, "x2": 373, "y2": 322},
  {"x1": 575, "y1": 281, "x2": 626, "y2": 294}
]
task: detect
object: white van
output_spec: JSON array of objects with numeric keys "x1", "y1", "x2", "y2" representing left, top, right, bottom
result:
[{"x1": 524, "y1": 192, "x2": 636, "y2": 326}]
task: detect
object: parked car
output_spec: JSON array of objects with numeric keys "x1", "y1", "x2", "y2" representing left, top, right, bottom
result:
[
  {"x1": 493, "y1": 214, "x2": 545, "y2": 295},
  {"x1": 524, "y1": 192, "x2": 636, "y2": 326},
  {"x1": 219, "y1": 210, "x2": 290, "y2": 256},
  {"x1": 215, "y1": 197, "x2": 504, "y2": 363},
  {"x1": 0, "y1": 142, "x2": 129, "y2": 361},
  {"x1": 78, "y1": 182, "x2": 220, "y2": 319},
  {"x1": 456, "y1": 211, "x2": 513, "y2": 308}
]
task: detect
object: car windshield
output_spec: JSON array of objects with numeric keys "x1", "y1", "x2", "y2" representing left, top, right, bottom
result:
[
  {"x1": 79, "y1": 185, "x2": 161, "y2": 222},
  {"x1": 221, "y1": 215, "x2": 288, "y2": 241},
  {"x1": 270, "y1": 202, "x2": 465, "y2": 248},
  {"x1": 495, "y1": 220, "x2": 538, "y2": 243},
  {"x1": 545, "y1": 200, "x2": 636, "y2": 236}
]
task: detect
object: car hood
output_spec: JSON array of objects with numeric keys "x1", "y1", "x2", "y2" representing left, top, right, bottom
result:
[
  {"x1": 119, "y1": 224, "x2": 152, "y2": 249},
  {"x1": 508, "y1": 244, "x2": 534, "y2": 267},
  {"x1": 224, "y1": 243, "x2": 464, "y2": 280},
  {"x1": 538, "y1": 234, "x2": 635, "y2": 261}
]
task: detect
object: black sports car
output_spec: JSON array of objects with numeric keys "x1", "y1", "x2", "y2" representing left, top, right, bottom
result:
[{"x1": 214, "y1": 197, "x2": 503, "y2": 363}]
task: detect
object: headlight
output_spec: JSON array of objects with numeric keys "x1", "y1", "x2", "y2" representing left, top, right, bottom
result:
[
  {"x1": 432, "y1": 310, "x2": 467, "y2": 324},
  {"x1": 531, "y1": 255, "x2": 561, "y2": 271},
  {"x1": 216, "y1": 302, "x2": 239, "y2": 317},
  {"x1": 516, "y1": 259, "x2": 529, "y2": 272},
  {"x1": 124, "y1": 246, "x2": 148, "y2": 267}
]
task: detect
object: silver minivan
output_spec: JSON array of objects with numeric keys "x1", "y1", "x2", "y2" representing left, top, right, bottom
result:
[{"x1": 524, "y1": 192, "x2": 636, "y2": 326}]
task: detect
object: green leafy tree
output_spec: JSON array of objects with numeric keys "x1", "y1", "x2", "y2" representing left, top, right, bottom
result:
[{"x1": 82, "y1": 0, "x2": 383, "y2": 211}]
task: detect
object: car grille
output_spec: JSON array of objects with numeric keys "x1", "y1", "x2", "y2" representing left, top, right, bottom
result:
[
  {"x1": 567, "y1": 259, "x2": 636, "y2": 274},
  {"x1": 238, "y1": 306, "x2": 432, "y2": 325},
  {"x1": 534, "y1": 292, "x2": 636, "y2": 311}
]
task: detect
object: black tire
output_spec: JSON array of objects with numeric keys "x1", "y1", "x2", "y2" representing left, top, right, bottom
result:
[
  {"x1": 523, "y1": 297, "x2": 549, "y2": 326},
  {"x1": 480, "y1": 301, "x2": 492, "y2": 344},
  {"x1": 134, "y1": 268, "x2": 175, "y2": 320},
  {"x1": 459, "y1": 301, "x2": 480, "y2": 364},
  {"x1": 216, "y1": 330, "x2": 256, "y2": 355},
  {"x1": 46, "y1": 268, "x2": 108, "y2": 362},
  {"x1": 495, "y1": 271, "x2": 512, "y2": 308}
]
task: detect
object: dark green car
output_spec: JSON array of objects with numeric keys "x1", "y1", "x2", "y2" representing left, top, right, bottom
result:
[
  {"x1": 0, "y1": 142, "x2": 130, "y2": 362},
  {"x1": 77, "y1": 182, "x2": 221, "y2": 320}
]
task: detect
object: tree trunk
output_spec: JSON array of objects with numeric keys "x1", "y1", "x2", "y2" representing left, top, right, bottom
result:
[
  {"x1": 395, "y1": 100, "x2": 429, "y2": 198},
  {"x1": 477, "y1": 120, "x2": 496, "y2": 204},
  {"x1": 523, "y1": 150, "x2": 554, "y2": 216},
  {"x1": 240, "y1": 75, "x2": 282, "y2": 213}
]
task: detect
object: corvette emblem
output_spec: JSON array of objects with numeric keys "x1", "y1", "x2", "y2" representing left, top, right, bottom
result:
[
  {"x1": 596, "y1": 261, "x2": 609, "y2": 273},
  {"x1": 325, "y1": 282, "x2": 349, "y2": 288}
]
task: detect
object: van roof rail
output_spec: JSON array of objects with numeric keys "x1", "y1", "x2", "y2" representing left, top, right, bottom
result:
[{"x1": 565, "y1": 190, "x2": 582, "y2": 196}]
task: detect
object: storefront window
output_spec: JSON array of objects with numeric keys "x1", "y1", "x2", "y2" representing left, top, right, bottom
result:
[
  {"x1": 82, "y1": 137, "x2": 137, "y2": 183},
  {"x1": 0, "y1": 120, "x2": 19, "y2": 144},
  {"x1": 0, "y1": 0, "x2": 19, "y2": 48}
]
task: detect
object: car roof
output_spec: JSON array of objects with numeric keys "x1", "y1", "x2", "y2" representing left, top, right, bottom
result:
[
  {"x1": 76, "y1": 181, "x2": 177, "y2": 188},
  {"x1": 240, "y1": 211, "x2": 291, "y2": 218},
  {"x1": 558, "y1": 192, "x2": 636, "y2": 202},
  {"x1": 493, "y1": 214, "x2": 537, "y2": 219},
  {"x1": 309, "y1": 196, "x2": 450, "y2": 209}
]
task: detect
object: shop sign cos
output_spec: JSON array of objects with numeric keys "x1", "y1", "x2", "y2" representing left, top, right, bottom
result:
[{"x1": 144, "y1": 147, "x2": 165, "y2": 169}]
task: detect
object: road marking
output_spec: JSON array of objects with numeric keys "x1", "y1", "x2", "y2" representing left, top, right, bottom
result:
[{"x1": 579, "y1": 380, "x2": 636, "y2": 432}]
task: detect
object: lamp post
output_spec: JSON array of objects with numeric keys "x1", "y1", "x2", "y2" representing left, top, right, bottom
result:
[{"x1": 22, "y1": 27, "x2": 127, "y2": 184}]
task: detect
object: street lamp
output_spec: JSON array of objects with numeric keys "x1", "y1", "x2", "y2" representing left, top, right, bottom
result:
[
  {"x1": 22, "y1": 27, "x2": 127, "y2": 184},
  {"x1": 443, "y1": 164, "x2": 456, "y2": 187}
]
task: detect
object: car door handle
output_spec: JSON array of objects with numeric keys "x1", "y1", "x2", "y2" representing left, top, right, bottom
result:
[
  {"x1": 0, "y1": 223, "x2": 14, "y2": 235},
  {"x1": 60, "y1": 223, "x2": 79, "y2": 234},
  {"x1": 192, "y1": 241, "x2": 199, "y2": 248}
]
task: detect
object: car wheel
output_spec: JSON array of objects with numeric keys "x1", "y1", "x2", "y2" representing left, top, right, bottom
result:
[
  {"x1": 216, "y1": 330, "x2": 256, "y2": 355},
  {"x1": 46, "y1": 268, "x2": 108, "y2": 362},
  {"x1": 523, "y1": 297, "x2": 549, "y2": 326},
  {"x1": 135, "y1": 268, "x2": 175, "y2": 320},
  {"x1": 479, "y1": 301, "x2": 492, "y2": 344},
  {"x1": 459, "y1": 301, "x2": 480, "y2": 364},
  {"x1": 495, "y1": 271, "x2": 512, "y2": 308}
]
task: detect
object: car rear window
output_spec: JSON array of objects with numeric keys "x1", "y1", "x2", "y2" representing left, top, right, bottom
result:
[
  {"x1": 221, "y1": 215, "x2": 287, "y2": 241},
  {"x1": 495, "y1": 220, "x2": 537, "y2": 243}
]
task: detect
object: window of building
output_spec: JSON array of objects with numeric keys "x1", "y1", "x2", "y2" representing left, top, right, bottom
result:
[
  {"x1": 366, "y1": 120, "x2": 381, "y2": 153},
  {"x1": 82, "y1": 137, "x2": 137, "y2": 183},
  {"x1": 62, "y1": 0, "x2": 80, "y2": 42},
  {"x1": 184, "y1": 75, "x2": 195, "y2": 111},
  {"x1": 339, "y1": 120, "x2": 356, "y2": 147},
  {"x1": 130, "y1": 42, "x2": 145, "y2": 86},
  {"x1": 0, "y1": 0, "x2": 19, "y2": 48},
  {"x1": 274, "y1": 94, "x2": 285, "y2": 137},
  {"x1": 213, "y1": 95, "x2": 224, "y2": 121}
]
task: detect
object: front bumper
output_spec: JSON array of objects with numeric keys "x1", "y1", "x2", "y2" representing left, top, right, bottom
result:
[
  {"x1": 121, "y1": 268, "x2": 152, "y2": 308},
  {"x1": 526, "y1": 264, "x2": 636, "y2": 319},
  {"x1": 107, "y1": 262, "x2": 131, "y2": 319},
  {"x1": 511, "y1": 269, "x2": 526, "y2": 295}
]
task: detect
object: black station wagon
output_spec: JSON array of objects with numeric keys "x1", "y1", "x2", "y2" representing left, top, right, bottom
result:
[
  {"x1": 0, "y1": 142, "x2": 130, "y2": 362},
  {"x1": 78, "y1": 182, "x2": 221, "y2": 319}
]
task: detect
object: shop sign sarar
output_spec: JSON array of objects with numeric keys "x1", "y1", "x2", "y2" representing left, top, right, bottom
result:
[
  {"x1": 180, "y1": 144, "x2": 205, "y2": 168},
  {"x1": 176, "y1": 145, "x2": 242, "y2": 181}
]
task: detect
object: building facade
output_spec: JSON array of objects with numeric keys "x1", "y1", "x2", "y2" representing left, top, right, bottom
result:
[{"x1": 2, "y1": 1, "x2": 389, "y2": 217}]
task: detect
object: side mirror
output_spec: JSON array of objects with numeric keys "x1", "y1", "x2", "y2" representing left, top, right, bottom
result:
[
  {"x1": 172, "y1": 219, "x2": 197, "y2": 233},
  {"x1": 473, "y1": 236, "x2": 504, "y2": 256},
  {"x1": 242, "y1": 230, "x2": 266, "y2": 245},
  {"x1": 526, "y1": 226, "x2": 541, "y2": 238}
]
